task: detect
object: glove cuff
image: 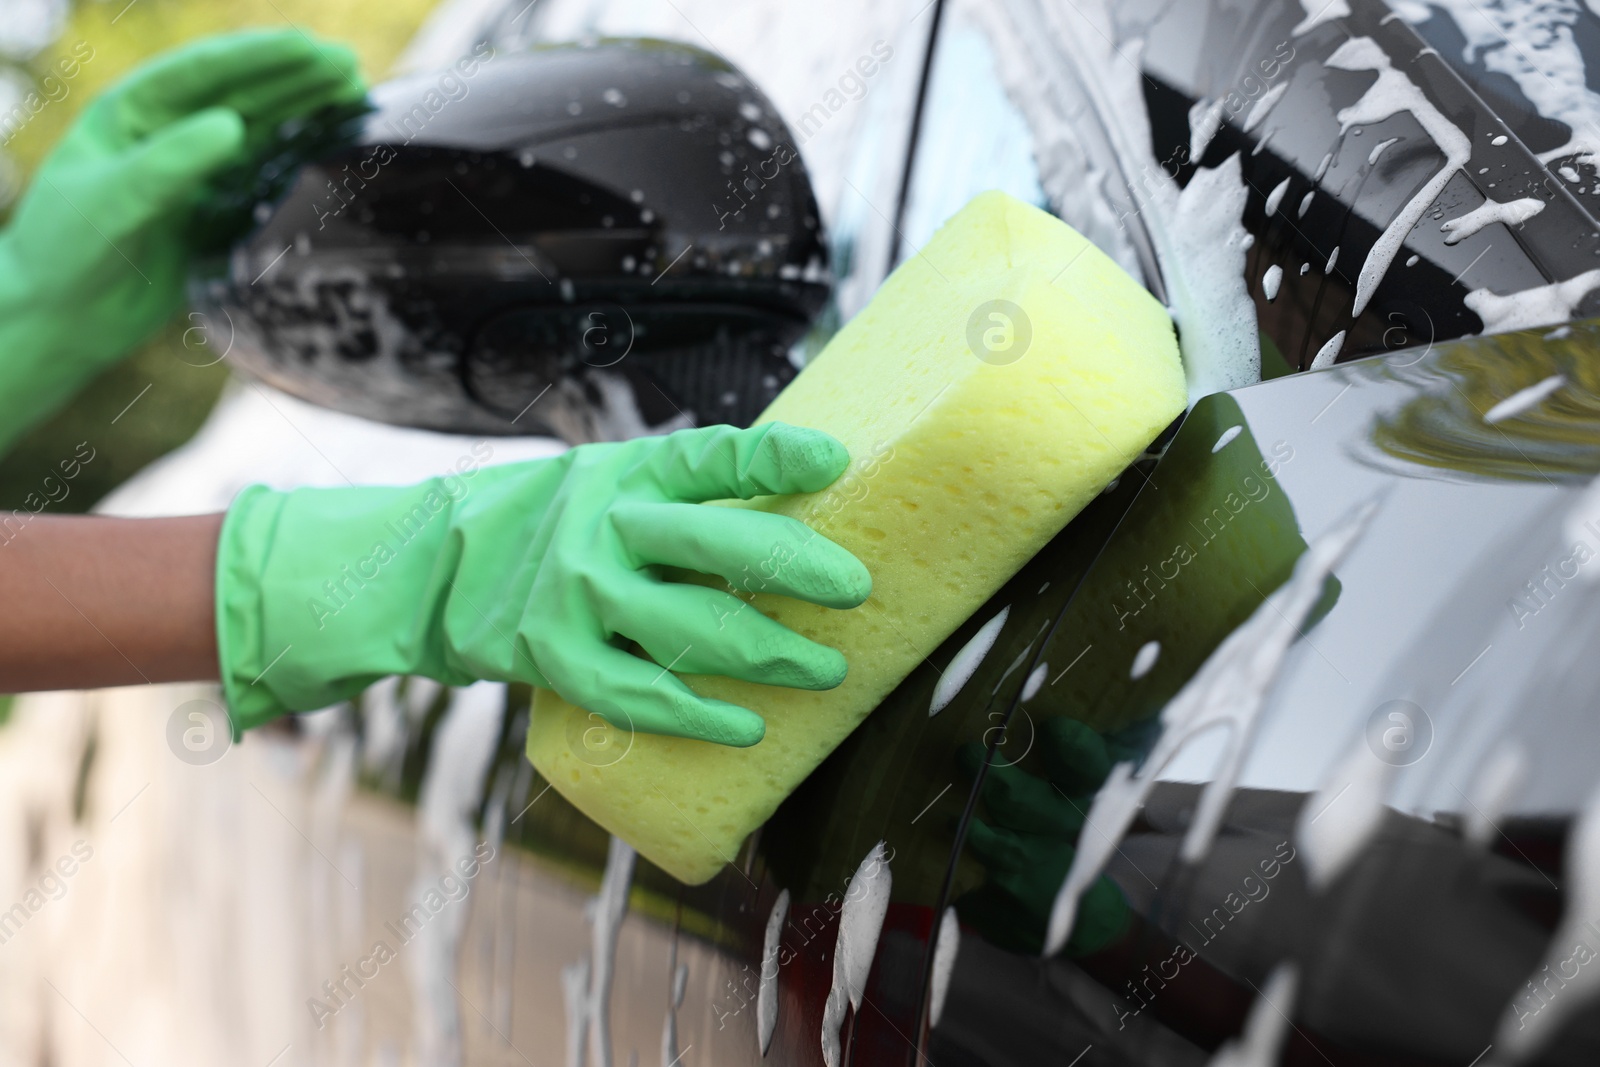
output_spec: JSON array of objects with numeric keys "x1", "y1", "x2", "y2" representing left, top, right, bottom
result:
[
  {"x1": 216, "y1": 476, "x2": 491, "y2": 736},
  {"x1": 216, "y1": 484, "x2": 289, "y2": 738}
]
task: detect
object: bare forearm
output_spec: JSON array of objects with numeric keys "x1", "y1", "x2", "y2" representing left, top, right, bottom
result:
[{"x1": 0, "y1": 513, "x2": 222, "y2": 691}]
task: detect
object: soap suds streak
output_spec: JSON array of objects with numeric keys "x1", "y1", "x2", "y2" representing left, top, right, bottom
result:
[
  {"x1": 1484, "y1": 374, "x2": 1566, "y2": 423},
  {"x1": 1294, "y1": 733, "x2": 1394, "y2": 891},
  {"x1": 931, "y1": 607, "x2": 1010, "y2": 716},
  {"x1": 1130, "y1": 640, "x2": 1161, "y2": 679},
  {"x1": 1440, "y1": 196, "x2": 1544, "y2": 244},
  {"x1": 1310, "y1": 330, "x2": 1346, "y2": 369},
  {"x1": 1398, "y1": 0, "x2": 1600, "y2": 165},
  {"x1": 1464, "y1": 745, "x2": 1527, "y2": 849},
  {"x1": 973, "y1": 0, "x2": 1261, "y2": 401},
  {"x1": 821, "y1": 843, "x2": 892, "y2": 1067},
  {"x1": 757, "y1": 890, "x2": 789, "y2": 1055},
  {"x1": 1209, "y1": 965, "x2": 1300, "y2": 1067},
  {"x1": 1046, "y1": 498, "x2": 1380, "y2": 955},
  {"x1": 1368, "y1": 135, "x2": 1401, "y2": 164},
  {"x1": 1466, "y1": 270, "x2": 1600, "y2": 333},
  {"x1": 928, "y1": 907, "x2": 961, "y2": 1029},
  {"x1": 1262, "y1": 265, "x2": 1283, "y2": 301},
  {"x1": 1213, "y1": 425, "x2": 1244, "y2": 452},
  {"x1": 1326, "y1": 37, "x2": 1473, "y2": 317},
  {"x1": 411, "y1": 681, "x2": 505, "y2": 1067},
  {"x1": 562, "y1": 836, "x2": 636, "y2": 1067},
  {"x1": 1190, "y1": 98, "x2": 1227, "y2": 160},
  {"x1": 1265, "y1": 177, "x2": 1291, "y2": 216},
  {"x1": 1242, "y1": 82, "x2": 1290, "y2": 133},
  {"x1": 1487, "y1": 781, "x2": 1600, "y2": 1063}
]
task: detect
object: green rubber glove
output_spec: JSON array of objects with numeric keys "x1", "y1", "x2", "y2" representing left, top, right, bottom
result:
[
  {"x1": 955, "y1": 718, "x2": 1140, "y2": 957},
  {"x1": 0, "y1": 29, "x2": 364, "y2": 454},
  {"x1": 217, "y1": 423, "x2": 873, "y2": 745}
]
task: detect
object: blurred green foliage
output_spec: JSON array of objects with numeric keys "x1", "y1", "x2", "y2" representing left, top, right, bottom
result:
[{"x1": 0, "y1": 0, "x2": 439, "y2": 512}]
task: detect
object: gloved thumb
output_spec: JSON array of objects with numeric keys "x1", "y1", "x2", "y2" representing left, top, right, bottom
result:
[{"x1": 123, "y1": 106, "x2": 246, "y2": 221}]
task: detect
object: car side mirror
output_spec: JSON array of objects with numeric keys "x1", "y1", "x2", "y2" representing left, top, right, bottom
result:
[{"x1": 190, "y1": 38, "x2": 831, "y2": 442}]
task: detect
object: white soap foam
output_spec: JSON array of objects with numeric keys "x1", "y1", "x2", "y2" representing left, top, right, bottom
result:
[
  {"x1": 1440, "y1": 195, "x2": 1544, "y2": 244},
  {"x1": 1021, "y1": 663, "x2": 1048, "y2": 702},
  {"x1": 1046, "y1": 498, "x2": 1380, "y2": 954},
  {"x1": 1208, "y1": 965, "x2": 1300, "y2": 1067},
  {"x1": 1489, "y1": 780, "x2": 1600, "y2": 1062},
  {"x1": 1326, "y1": 37, "x2": 1473, "y2": 317},
  {"x1": 757, "y1": 889, "x2": 790, "y2": 1055},
  {"x1": 1130, "y1": 641, "x2": 1162, "y2": 679},
  {"x1": 1294, "y1": 734, "x2": 1394, "y2": 891},
  {"x1": 1213, "y1": 425, "x2": 1244, "y2": 452},
  {"x1": 928, "y1": 907, "x2": 962, "y2": 1029},
  {"x1": 1262, "y1": 264, "x2": 1284, "y2": 301},
  {"x1": 821, "y1": 843, "x2": 893, "y2": 1067},
  {"x1": 1399, "y1": 0, "x2": 1600, "y2": 165},
  {"x1": 1190, "y1": 97, "x2": 1227, "y2": 160},
  {"x1": 1465, "y1": 745, "x2": 1528, "y2": 849},
  {"x1": 1242, "y1": 82, "x2": 1289, "y2": 133},
  {"x1": 1293, "y1": 0, "x2": 1350, "y2": 35},
  {"x1": 931, "y1": 607, "x2": 1010, "y2": 716},
  {"x1": 1467, "y1": 271, "x2": 1600, "y2": 333},
  {"x1": 1310, "y1": 330, "x2": 1347, "y2": 369},
  {"x1": 1265, "y1": 177, "x2": 1291, "y2": 216},
  {"x1": 1484, "y1": 374, "x2": 1566, "y2": 423}
]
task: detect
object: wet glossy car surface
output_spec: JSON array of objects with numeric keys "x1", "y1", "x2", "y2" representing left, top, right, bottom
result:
[{"x1": 341, "y1": 0, "x2": 1600, "y2": 1063}]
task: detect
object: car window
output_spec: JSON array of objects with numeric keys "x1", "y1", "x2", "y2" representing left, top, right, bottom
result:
[
  {"x1": 899, "y1": 0, "x2": 1600, "y2": 385},
  {"x1": 896, "y1": 7, "x2": 1049, "y2": 258}
]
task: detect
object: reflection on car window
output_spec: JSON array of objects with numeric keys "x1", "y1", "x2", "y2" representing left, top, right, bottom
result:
[{"x1": 897, "y1": 7, "x2": 1048, "y2": 257}]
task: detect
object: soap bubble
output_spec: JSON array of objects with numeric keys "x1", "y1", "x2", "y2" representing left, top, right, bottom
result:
[
  {"x1": 966, "y1": 300, "x2": 1031, "y2": 365},
  {"x1": 166, "y1": 699, "x2": 232, "y2": 766},
  {"x1": 566, "y1": 706, "x2": 634, "y2": 767},
  {"x1": 1364, "y1": 699, "x2": 1432, "y2": 766}
]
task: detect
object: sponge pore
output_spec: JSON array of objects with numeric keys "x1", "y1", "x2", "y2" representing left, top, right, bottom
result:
[{"x1": 527, "y1": 190, "x2": 1186, "y2": 884}]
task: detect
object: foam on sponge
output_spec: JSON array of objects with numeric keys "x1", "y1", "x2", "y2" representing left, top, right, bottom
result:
[{"x1": 527, "y1": 191, "x2": 1186, "y2": 884}]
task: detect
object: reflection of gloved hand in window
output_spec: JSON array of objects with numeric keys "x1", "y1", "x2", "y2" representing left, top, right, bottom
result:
[
  {"x1": 955, "y1": 717, "x2": 1141, "y2": 956},
  {"x1": 0, "y1": 29, "x2": 365, "y2": 454},
  {"x1": 219, "y1": 423, "x2": 871, "y2": 744}
]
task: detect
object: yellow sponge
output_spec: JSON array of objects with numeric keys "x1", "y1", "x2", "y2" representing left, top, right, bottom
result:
[{"x1": 527, "y1": 190, "x2": 1186, "y2": 884}]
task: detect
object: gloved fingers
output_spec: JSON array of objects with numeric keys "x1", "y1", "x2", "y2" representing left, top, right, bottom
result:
[
  {"x1": 1039, "y1": 717, "x2": 1115, "y2": 796},
  {"x1": 611, "y1": 502, "x2": 870, "y2": 609},
  {"x1": 979, "y1": 759, "x2": 1086, "y2": 838},
  {"x1": 966, "y1": 819, "x2": 1032, "y2": 877},
  {"x1": 218, "y1": 65, "x2": 365, "y2": 132},
  {"x1": 641, "y1": 423, "x2": 850, "y2": 502},
  {"x1": 114, "y1": 29, "x2": 361, "y2": 133},
  {"x1": 119, "y1": 107, "x2": 247, "y2": 221},
  {"x1": 541, "y1": 642, "x2": 767, "y2": 747},
  {"x1": 598, "y1": 579, "x2": 847, "y2": 691}
]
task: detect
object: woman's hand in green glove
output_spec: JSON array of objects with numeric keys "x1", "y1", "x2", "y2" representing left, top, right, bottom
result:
[
  {"x1": 954, "y1": 718, "x2": 1136, "y2": 957},
  {"x1": 0, "y1": 29, "x2": 364, "y2": 453},
  {"x1": 218, "y1": 423, "x2": 874, "y2": 747}
]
